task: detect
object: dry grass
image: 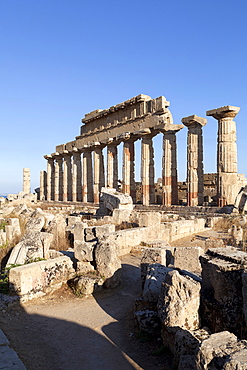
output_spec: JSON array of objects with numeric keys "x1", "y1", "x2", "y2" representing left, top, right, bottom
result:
[
  {"x1": 116, "y1": 221, "x2": 139, "y2": 231},
  {"x1": 50, "y1": 233, "x2": 71, "y2": 251}
]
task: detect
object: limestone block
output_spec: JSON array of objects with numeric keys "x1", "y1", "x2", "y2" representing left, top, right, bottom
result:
[
  {"x1": 7, "y1": 231, "x2": 53, "y2": 266},
  {"x1": 200, "y1": 247, "x2": 247, "y2": 338},
  {"x1": 112, "y1": 209, "x2": 132, "y2": 224},
  {"x1": 205, "y1": 237, "x2": 224, "y2": 250},
  {"x1": 158, "y1": 270, "x2": 200, "y2": 330},
  {"x1": 69, "y1": 275, "x2": 103, "y2": 295},
  {"x1": 140, "y1": 247, "x2": 165, "y2": 288},
  {"x1": 143, "y1": 264, "x2": 173, "y2": 303},
  {"x1": 0, "y1": 229, "x2": 7, "y2": 245},
  {"x1": 135, "y1": 310, "x2": 161, "y2": 334},
  {"x1": 67, "y1": 215, "x2": 82, "y2": 228},
  {"x1": 94, "y1": 238, "x2": 121, "y2": 288},
  {"x1": 76, "y1": 261, "x2": 94, "y2": 275},
  {"x1": 47, "y1": 249, "x2": 64, "y2": 259},
  {"x1": 173, "y1": 246, "x2": 204, "y2": 273},
  {"x1": 138, "y1": 212, "x2": 161, "y2": 227},
  {"x1": 72, "y1": 222, "x2": 87, "y2": 241},
  {"x1": 5, "y1": 224, "x2": 21, "y2": 243},
  {"x1": 197, "y1": 331, "x2": 247, "y2": 370},
  {"x1": 74, "y1": 240, "x2": 96, "y2": 262},
  {"x1": 46, "y1": 214, "x2": 66, "y2": 240},
  {"x1": 84, "y1": 227, "x2": 96, "y2": 242},
  {"x1": 25, "y1": 211, "x2": 45, "y2": 233},
  {"x1": 100, "y1": 187, "x2": 133, "y2": 211},
  {"x1": 8, "y1": 255, "x2": 75, "y2": 298},
  {"x1": 94, "y1": 224, "x2": 115, "y2": 240}
]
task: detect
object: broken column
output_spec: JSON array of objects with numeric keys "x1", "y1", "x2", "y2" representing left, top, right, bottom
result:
[
  {"x1": 206, "y1": 106, "x2": 240, "y2": 206},
  {"x1": 82, "y1": 149, "x2": 93, "y2": 203},
  {"x1": 72, "y1": 149, "x2": 82, "y2": 202},
  {"x1": 162, "y1": 125, "x2": 183, "y2": 206},
  {"x1": 23, "y1": 168, "x2": 30, "y2": 194},
  {"x1": 39, "y1": 170, "x2": 47, "y2": 201},
  {"x1": 141, "y1": 134, "x2": 155, "y2": 205},
  {"x1": 182, "y1": 115, "x2": 207, "y2": 206},
  {"x1": 107, "y1": 143, "x2": 118, "y2": 189}
]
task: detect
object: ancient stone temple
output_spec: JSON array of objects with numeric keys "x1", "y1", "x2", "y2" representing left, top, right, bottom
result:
[{"x1": 42, "y1": 94, "x2": 183, "y2": 205}]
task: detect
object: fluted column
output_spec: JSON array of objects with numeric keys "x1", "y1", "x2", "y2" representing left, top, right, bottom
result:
[
  {"x1": 93, "y1": 146, "x2": 105, "y2": 203},
  {"x1": 206, "y1": 106, "x2": 240, "y2": 206},
  {"x1": 107, "y1": 144, "x2": 118, "y2": 189},
  {"x1": 82, "y1": 150, "x2": 93, "y2": 202},
  {"x1": 54, "y1": 155, "x2": 63, "y2": 201},
  {"x1": 45, "y1": 156, "x2": 55, "y2": 201},
  {"x1": 63, "y1": 151, "x2": 72, "y2": 201},
  {"x1": 182, "y1": 115, "x2": 207, "y2": 206},
  {"x1": 23, "y1": 168, "x2": 30, "y2": 194},
  {"x1": 122, "y1": 139, "x2": 136, "y2": 202},
  {"x1": 72, "y1": 149, "x2": 82, "y2": 202},
  {"x1": 162, "y1": 126, "x2": 183, "y2": 206},
  {"x1": 141, "y1": 135, "x2": 155, "y2": 205},
  {"x1": 40, "y1": 171, "x2": 47, "y2": 201}
]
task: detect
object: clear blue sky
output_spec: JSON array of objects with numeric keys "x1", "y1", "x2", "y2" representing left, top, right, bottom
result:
[{"x1": 1, "y1": 0, "x2": 247, "y2": 193}]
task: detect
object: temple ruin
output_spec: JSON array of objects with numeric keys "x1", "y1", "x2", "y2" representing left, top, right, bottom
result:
[{"x1": 41, "y1": 95, "x2": 245, "y2": 208}]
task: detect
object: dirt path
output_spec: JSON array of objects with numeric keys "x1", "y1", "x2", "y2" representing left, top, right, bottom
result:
[{"x1": 0, "y1": 253, "x2": 172, "y2": 370}]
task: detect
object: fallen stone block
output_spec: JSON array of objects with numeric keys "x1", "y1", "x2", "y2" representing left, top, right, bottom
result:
[
  {"x1": 138, "y1": 212, "x2": 161, "y2": 227},
  {"x1": 143, "y1": 264, "x2": 173, "y2": 304},
  {"x1": 76, "y1": 261, "x2": 94, "y2": 275},
  {"x1": 94, "y1": 238, "x2": 121, "y2": 289},
  {"x1": 100, "y1": 187, "x2": 133, "y2": 212},
  {"x1": 84, "y1": 227, "x2": 96, "y2": 242},
  {"x1": 68, "y1": 275, "x2": 103, "y2": 296},
  {"x1": 94, "y1": 224, "x2": 115, "y2": 240},
  {"x1": 173, "y1": 246, "x2": 204, "y2": 273},
  {"x1": 25, "y1": 208, "x2": 45, "y2": 232},
  {"x1": 72, "y1": 221, "x2": 87, "y2": 241},
  {"x1": 135, "y1": 310, "x2": 161, "y2": 334},
  {"x1": 74, "y1": 240, "x2": 96, "y2": 262},
  {"x1": 205, "y1": 237, "x2": 225, "y2": 250}
]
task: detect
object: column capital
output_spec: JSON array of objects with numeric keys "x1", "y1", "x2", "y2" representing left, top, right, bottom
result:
[
  {"x1": 161, "y1": 124, "x2": 184, "y2": 134},
  {"x1": 44, "y1": 154, "x2": 53, "y2": 160},
  {"x1": 182, "y1": 115, "x2": 207, "y2": 128},
  {"x1": 206, "y1": 106, "x2": 240, "y2": 120}
]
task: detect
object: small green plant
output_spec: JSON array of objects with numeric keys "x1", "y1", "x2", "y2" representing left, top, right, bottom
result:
[
  {"x1": 0, "y1": 273, "x2": 9, "y2": 294},
  {"x1": 0, "y1": 221, "x2": 7, "y2": 231}
]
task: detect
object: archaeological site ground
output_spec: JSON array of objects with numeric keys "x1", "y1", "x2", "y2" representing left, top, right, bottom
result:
[{"x1": 1, "y1": 94, "x2": 247, "y2": 369}]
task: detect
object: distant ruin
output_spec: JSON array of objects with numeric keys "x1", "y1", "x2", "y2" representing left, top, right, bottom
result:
[{"x1": 41, "y1": 95, "x2": 247, "y2": 207}]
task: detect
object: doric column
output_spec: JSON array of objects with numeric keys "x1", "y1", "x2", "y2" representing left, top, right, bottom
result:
[
  {"x1": 141, "y1": 135, "x2": 155, "y2": 205},
  {"x1": 72, "y1": 149, "x2": 82, "y2": 202},
  {"x1": 23, "y1": 168, "x2": 30, "y2": 193},
  {"x1": 182, "y1": 115, "x2": 207, "y2": 206},
  {"x1": 93, "y1": 145, "x2": 105, "y2": 203},
  {"x1": 206, "y1": 106, "x2": 240, "y2": 206},
  {"x1": 63, "y1": 151, "x2": 72, "y2": 202},
  {"x1": 54, "y1": 154, "x2": 63, "y2": 201},
  {"x1": 107, "y1": 143, "x2": 118, "y2": 189},
  {"x1": 122, "y1": 138, "x2": 136, "y2": 202},
  {"x1": 39, "y1": 171, "x2": 47, "y2": 201},
  {"x1": 82, "y1": 150, "x2": 93, "y2": 202},
  {"x1": 162, "y1": 125, "x2": 183, "y2": 206},
  {"x1": 45, "y1": 155, "x2": 55, "y2": 201}
]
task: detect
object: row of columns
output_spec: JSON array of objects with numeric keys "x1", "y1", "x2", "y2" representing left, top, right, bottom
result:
[{"x1": 41, "y1": 130, "x2": 183, "y2": 206}]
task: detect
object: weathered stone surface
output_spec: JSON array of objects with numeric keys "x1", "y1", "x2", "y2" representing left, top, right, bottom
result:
[
  {"x1": 200, "y1": 247, "x2": 247, "y2": 338},
  {"x1": 205, "y1": 237, "x2": 224, "y2": 250},
  {"x1": 101, "y1": 187, "x2": 133, "y2": 211},
  {"x1": 8, "y1": 255, "x2": 75, "y2": 299},
  {"x1": 25, "y1": 208, "x2": 45, "y2": 232},
  {"x1": 197, "y1": 331, "x2": 247, "y2": 370},
  {"x1": 7, "y1": 231, "x2": 53, "y2": 266},
  {"x1": 135, "y1": 310, "x2": 161, "y2": 334},
  {"x1": 94, "y1": 238, "x2": 121, "y2": 288},
  {"x1": 72, "y1": 221, "x2": 87, "y2": 241},
  {"x1": 46, "y1": 214, "x2": 66, "y2": 240},
  {"x1": 84, "y1": 227, "x2": 96, "y2": 242},
  {"x1": 173, "y1": 246, "x2": 204, "y2": 273},
  {"x1": 112, "y1": 209, "x2": 132, "y2": 225},
  {"x1": 94, "y1": 224, "x2": 115, "y2": 240},
  {"x1": 74, "y1": 240, "x2": 96, "y2": 262},
  {"x1": 140, "y1": 247, "x2": 165, "y2": 289},
  {"x1": 138, "y1": 212, "x2": 161, "y2": 227},
  {"x1": 158, "y1": 270, "x2": 200, "y2": 329},
  {"x1": 76, "y1": 261, "x2": 94, "y2": 275},
  {"x1": 67, "y1": 215, "x2": 82, "y2": 228},
  {"x1": 69, "y1": 275, "x2": 103, "y2": 295},
  {"x1": 143, "y1": 264, "x2": 173, "y2": 303}
]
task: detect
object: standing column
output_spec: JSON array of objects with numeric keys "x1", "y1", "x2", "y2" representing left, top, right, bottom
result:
[
  {"x1": 54, "y1": 155, "x2": 63, "y2": 201},
  {"x1": 162, "y1": 126, "x2": 183, "y2": 206},
  {"x1": 122, "y1": 138, "x2": 136, "y2": 202},
  {"x1": 45, "y1": 155, "x2": 55, "y2": 201},
  {"x1": 206, "y1": 106, "x2": 240, "y2": 206},
  {"x1": 182, "y1": 115, "x2": 207, "y2": 206},
  {"x1": 72, "y1": 149, "x2": 82, "y2": 202},
  {"x1": 141, "y1": 135, "x2": 155, "y2": 205},
  {"x1": 63, "y1": 151, "x2": 72, "y2": 202},
  {"x1": 107, "y1": 143, "x2": 118, "y2": 189},
  {"x1": 82, "y1": 150, "x2": 93, "y2": 202},
  {"x1": 93, "y1": 146, "x2": 105, "y2": 203},
  {"x1": 40, "y1": 171, "x2": 47, "y2": 201},
  {"x1": 23, "y1": 168, "x2": 30, "y2": 194}
]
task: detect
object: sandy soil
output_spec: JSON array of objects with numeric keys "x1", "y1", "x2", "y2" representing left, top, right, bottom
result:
[{"x1": 0, "y1": 252, "x2": 172, "y2": 370}]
